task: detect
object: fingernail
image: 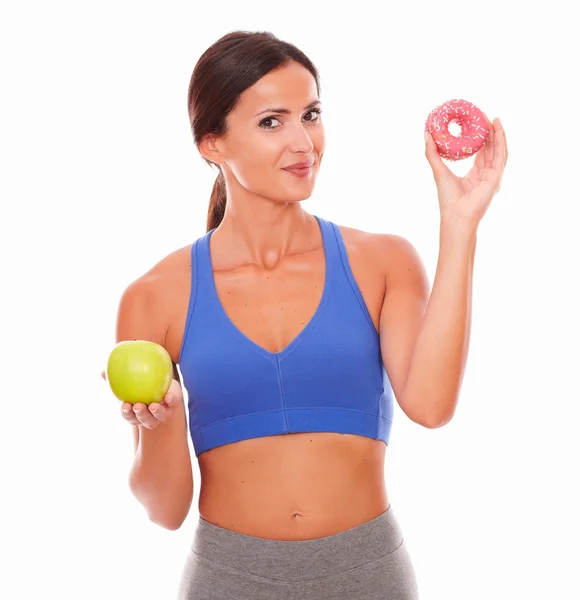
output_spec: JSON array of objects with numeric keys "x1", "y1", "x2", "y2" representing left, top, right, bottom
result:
[
  {"x1": 150, "y1": 405, "x2": 158, "y2": 413},
  {"x1": 424, "y1": 131, "x2": 429, "y2": 144}
]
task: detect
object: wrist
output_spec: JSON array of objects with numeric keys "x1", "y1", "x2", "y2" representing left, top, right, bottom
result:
[{"x1": 440, "y1": 214, "x2": 478, "y2": 239}]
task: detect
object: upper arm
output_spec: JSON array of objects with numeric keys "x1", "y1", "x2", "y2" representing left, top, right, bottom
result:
[
  {"x1": 115, "y1": 277, "x2": 167, "y2": 348},
  {"x1": 378, "y1": 235, "x2": 430, "y2": 419},
  {"x1": 116, "y1": 275, "x2": 181, "y2": 382}
]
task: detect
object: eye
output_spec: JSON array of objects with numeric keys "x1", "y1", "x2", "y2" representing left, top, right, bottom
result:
[{"x1": 259, "y1": 108, "x2": 322, "y2": 130}]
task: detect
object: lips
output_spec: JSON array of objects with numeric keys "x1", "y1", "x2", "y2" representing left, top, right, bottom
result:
[
  {"x1": 285, "y1": 165, "x2": 311, "y2": 172},
  {"x1": 283, "y1": 161, "x2": 314, "y2": 171}
]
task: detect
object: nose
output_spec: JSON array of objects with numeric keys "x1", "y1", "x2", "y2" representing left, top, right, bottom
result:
[{"x1": 287, "y1": 121, "x2": 315, "y2": 154}]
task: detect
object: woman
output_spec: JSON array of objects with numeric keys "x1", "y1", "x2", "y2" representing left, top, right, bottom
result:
[{"x1": 105, "y1": 30, "x2": 507, "y2": 599}]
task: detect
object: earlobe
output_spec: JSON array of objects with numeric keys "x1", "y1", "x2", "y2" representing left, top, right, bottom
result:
[{"x1": 199, "y1": 134, "x2": 222, "y2": 164}]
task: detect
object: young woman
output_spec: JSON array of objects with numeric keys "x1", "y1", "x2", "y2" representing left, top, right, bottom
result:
[{"x1": 106, "y1": 30, "x2": 507, "y2": 599}]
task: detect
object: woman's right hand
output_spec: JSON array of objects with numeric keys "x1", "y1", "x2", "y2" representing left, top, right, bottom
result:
[{"x1": 101, "y1": 371, "x2": 183, "y2": 430}]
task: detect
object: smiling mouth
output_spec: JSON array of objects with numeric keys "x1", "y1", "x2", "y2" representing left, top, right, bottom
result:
[
  {"x1": 283, "y1": 165, "x2": 313, "y2": 177},
  {"x1": 283, "y1": 163, "x2": 314, "y2": 171},
  {"x1": 283, "y1": 158, "x2": 316, "y2": 170}
]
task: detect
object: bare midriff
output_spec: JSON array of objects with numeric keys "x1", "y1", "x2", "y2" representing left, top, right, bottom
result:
[{"x1": 196, "y1": 432, "x2": 389, "y2": 540}]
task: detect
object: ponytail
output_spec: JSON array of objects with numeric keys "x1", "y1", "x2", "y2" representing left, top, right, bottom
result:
[{"x1": 206, "y1": 169, "x2": 226, "y2": 233}]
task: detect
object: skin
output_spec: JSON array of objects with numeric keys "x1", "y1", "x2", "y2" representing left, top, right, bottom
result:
[{"x1": 106, "y1": 61, "x2": 429, "y2": 540}]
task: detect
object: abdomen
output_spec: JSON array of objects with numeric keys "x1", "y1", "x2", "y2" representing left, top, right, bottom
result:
[{"x1": 197, "y1": 431, "x2": 389, "y2": 540}]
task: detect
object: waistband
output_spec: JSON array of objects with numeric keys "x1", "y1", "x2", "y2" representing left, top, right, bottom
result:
[{"x1": 191, "y1": 505, "x2": 404, "y2": 581}]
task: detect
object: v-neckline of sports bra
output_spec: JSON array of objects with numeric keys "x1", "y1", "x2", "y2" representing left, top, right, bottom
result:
[{"x1": 204, "y1": 214, "x2": 331, "y2": 361}]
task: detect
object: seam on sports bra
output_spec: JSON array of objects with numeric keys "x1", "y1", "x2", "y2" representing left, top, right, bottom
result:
[
  {"x1": 330, "y1": 223, "x2": 379, "y2": 339},
  {"x1": 190, "y1": 407, "x2": 393, "y2": 433},
  {"x1": 275, "y1": 357, "x2": 291, "y2": 432},
  {"x1": 199, "y1": 422, "x2": 205, "y2": 449},
  {"x1": 178, "y1": 239, "x2": 200, "y2": 365}
]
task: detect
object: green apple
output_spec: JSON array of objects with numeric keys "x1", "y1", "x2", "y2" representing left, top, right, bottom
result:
[{"x1": 106, "y1": 340, "x2": 173, "y2": 405}]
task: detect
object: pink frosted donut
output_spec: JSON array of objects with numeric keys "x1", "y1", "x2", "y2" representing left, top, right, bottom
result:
[{"x1": 425, "y1": 99, "x2": 490, "y2": 161}]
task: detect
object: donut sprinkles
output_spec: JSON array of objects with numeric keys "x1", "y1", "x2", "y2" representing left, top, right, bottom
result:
[{"x1": 425, "y1": 99, "x2": 490, "y2": 161}]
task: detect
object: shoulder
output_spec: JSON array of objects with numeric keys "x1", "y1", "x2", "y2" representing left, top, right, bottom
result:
[
  {"x1": 118, "y1": 243, "x2": 192, "y2": 307},
  {"x1": 117, "y1": 244, "x2": 193, "y2": 339},
  {"x1": 134, "y1": 243, "x2": 194, "y2": 304},
  {"x1": 333, "y1": 221, "x2": 421, "y2": 283},
  {"x1": 145, "y1": 243, "x2": 193, "y2": 280}
]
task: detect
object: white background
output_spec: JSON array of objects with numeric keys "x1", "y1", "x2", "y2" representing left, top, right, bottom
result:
[{"x1": 2, "y1": 1, "x2": 579, "y2": 598}]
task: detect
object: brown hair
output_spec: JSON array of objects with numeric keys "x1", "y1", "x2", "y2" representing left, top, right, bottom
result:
[{"x1": 187, "y1": 31, "x2": 321, "y2": 233}]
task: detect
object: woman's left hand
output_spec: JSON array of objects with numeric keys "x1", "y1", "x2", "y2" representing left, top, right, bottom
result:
[{"x1": 424, "y1": 116, "x2": 508, "y2": 228}]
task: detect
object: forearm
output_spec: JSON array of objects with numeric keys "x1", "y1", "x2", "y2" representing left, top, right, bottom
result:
[
  {"x1": 131, "y1": 425, "x2": 139, "y2": 454},
  {"x1": 403, "y1": 217, "x2": 478, "y2": 427},
  {"x1": 129, "y1": 399, "x2": 193, "y2": 530}
]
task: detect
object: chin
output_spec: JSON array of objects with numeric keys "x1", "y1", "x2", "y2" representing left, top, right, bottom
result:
[{"x1": 274, "y1": 193, "x2": 311, "y2": 205}]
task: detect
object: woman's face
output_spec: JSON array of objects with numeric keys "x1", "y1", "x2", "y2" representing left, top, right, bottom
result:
[{"x1": 203, "y1": 61, "x2": 325, "y2": 202}]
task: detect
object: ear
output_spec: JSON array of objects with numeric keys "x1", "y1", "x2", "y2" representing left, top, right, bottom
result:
[{"x1": 199, "y1": 133, "x2": 224, "y2": 165}]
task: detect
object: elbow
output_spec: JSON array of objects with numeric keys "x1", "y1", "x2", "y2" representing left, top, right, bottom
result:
[
  {"x1": 129, "y1": 473, "x2": 194, "y2": 532},
  {"x1": 146, "y1": 492, "x2": 194, "y2": 531},
  {"x1": 401, "y1": 390, "x2": 455, "y2": 430},
  {"x1": 411, "y1": 395, "x2": 457, "y2": 429},
  {"x1": 407, "y1": 407, "x2": 453, "y2": 429},
  {"x1": 149, "y1": 512, "x2": 187, "y2": 531},
  {"x1": 147, "y1": 485, "x2": 194, "y2": 531},
  {"x1": 423, "y1": 410, "x2": 454, "y2": 429}
]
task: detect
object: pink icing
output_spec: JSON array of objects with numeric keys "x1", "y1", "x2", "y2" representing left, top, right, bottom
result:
[{"x1": 425, "y1": 99, "x2": 490, "y2": 161}]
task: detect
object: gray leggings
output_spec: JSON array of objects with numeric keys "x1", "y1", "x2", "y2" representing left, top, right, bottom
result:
[{"x1": 177, "y1": 504, "x2": 419, "y2": 599}]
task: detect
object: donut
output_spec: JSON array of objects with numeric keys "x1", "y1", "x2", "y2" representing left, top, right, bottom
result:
[{"x1": 424, "y1": 99, "x2": 490, "y2": 161}]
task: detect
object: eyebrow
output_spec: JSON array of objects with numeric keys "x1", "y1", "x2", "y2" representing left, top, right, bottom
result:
[{"x1": 254, "y1": 100, "x2": 321, "y2": 117}]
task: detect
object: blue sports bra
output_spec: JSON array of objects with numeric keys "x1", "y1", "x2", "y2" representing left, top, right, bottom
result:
[{"x1": 178, "y1": 215, "x2": 394, "y2": 457}]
